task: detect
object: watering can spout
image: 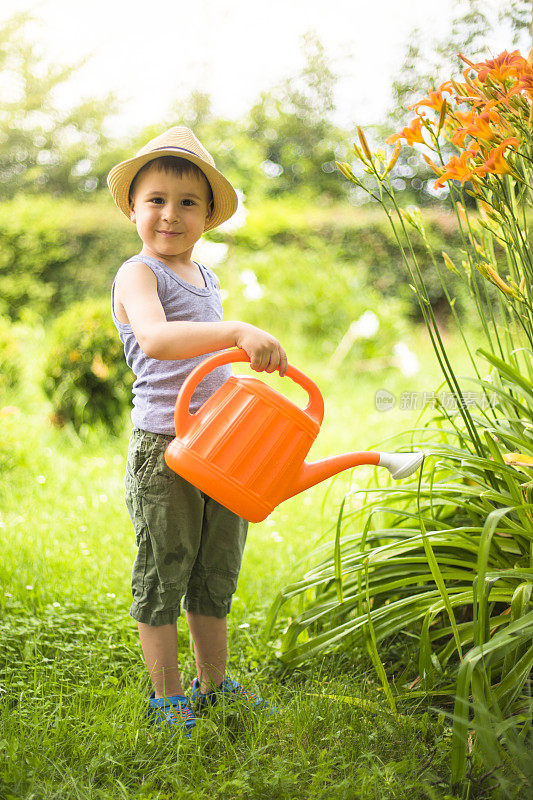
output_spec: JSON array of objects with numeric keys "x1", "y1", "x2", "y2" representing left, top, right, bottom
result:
[{"x1": 285, "y1": 450, "x2": 425, "y2": 501}]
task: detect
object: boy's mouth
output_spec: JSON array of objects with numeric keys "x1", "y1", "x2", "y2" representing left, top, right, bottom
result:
[{"x1": 157, "y1": 230, "x2": 181, "y2": 237}]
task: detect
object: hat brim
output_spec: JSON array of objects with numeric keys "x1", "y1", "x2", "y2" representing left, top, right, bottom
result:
[{"x1": 107, "y1": 147, "x2": 238, "y2": 232}]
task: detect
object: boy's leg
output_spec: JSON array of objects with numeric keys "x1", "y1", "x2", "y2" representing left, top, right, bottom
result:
[
  {"x1": 137, "y1": 621, "x2": 185, "y2": 698},
  {"x1": 186, "y1": 612, "x2": 227, "y2": 693},
  {"x1": 182, "y1": 497, "x2": 247, "y2": 691},
  {"x1": 184, "y1": 503, "x2": 275, "y2": 715},
  {"x1": 124, "y1": 429, "x2": 207, "y2": 701}
]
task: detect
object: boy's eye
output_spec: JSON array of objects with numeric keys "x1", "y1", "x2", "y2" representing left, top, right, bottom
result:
[
  {"x1": 181, "y1": 199, "x2": 195, "y2": 206},
  {"x1": 149, "y1": 197, "x2": 164, "y2": 204}
]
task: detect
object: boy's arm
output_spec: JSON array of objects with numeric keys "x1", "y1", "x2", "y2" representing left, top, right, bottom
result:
[{"x1": 115, "y1": 261, "x2": 287, "y2": 375}]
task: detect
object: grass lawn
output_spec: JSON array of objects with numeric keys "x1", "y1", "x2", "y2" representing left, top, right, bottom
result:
[{"x1": 0, "y1": 320, "x2": 513, "y2": 799}]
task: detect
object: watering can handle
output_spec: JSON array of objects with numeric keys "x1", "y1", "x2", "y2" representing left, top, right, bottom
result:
[{"x1": 175, "y1": 347, "x2": 324, "y2": 433}]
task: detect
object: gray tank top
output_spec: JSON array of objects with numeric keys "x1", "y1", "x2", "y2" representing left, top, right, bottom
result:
[{"x1": 111, "y1": 254, "x2": 232, "y2": 435}]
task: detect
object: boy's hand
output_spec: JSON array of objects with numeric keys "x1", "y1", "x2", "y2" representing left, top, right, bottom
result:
[{"x1": 235, "y1": 323, "x2": 288, "y2": 377}]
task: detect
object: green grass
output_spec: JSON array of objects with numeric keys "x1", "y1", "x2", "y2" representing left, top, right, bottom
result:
[{"x1": 0, "y1": 321, "x2": 510, "y2": 800}]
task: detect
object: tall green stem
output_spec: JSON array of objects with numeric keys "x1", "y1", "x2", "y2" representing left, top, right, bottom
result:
[{"x1": 383, "y1": 189, "x2": 487, "y2": 460}]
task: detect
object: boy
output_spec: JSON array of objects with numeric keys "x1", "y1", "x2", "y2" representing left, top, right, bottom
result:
[{"x1": 108, "y1": 126, "x2": 287, "y2": 735}]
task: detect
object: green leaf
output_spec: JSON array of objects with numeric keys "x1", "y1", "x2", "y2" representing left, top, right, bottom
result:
[
  {"x1": 363, "y1": 559, "x2": 397, "y2": 714},
  {"x1": 334, "y1": 497, "x2": 346, "y2": 603}
]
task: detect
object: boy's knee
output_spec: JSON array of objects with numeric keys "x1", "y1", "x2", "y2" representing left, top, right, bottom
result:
[
  {"x1": 130, "y1": 582, "x2": 182, "y2": 626},
  {"x1": 182, "y1": 569, "x2": 239, "y2": 618}
]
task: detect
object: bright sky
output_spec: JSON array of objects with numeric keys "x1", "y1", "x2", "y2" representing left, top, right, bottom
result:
[{"x1": 2, "y1": 0, "x2": 520, "y2": 137}]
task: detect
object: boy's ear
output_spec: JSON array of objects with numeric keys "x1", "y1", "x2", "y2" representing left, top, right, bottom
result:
[
  {"x1": 129, "y1": 202, "x2": 136, "y2": 223},
  {"x1": 204, "y1": 200, "x2": 214, "y2": 228}
]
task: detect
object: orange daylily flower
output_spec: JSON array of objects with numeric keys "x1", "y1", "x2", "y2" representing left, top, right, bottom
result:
[
  {"x1": 386, "y1": 116, "x2": 426, "y2": 146},
  {"x1": 445, "y1": 110, "x2": 473, "y2": 138},
  {"x1": 468, "y1": 141, "x2": 482, "y2": 154},
  {"x1": 446, "y1": 108, "x2": 476, "y2": 146},
  {"x1": 481, "y1": 100, "x2": 502, "y2": 121},
  {"x1": 447, "y1": 98, "x2": 509, "y2": 147},
  {"x1": 408, "y1": 87, "x2": 451, "y2": 115},
  {"x1": 437, "y1": 80, "x2": 454, "y2": 94},
  {"x1": 474, "y1": 137, "x2": 520, "y2": 177},
  {"x1": 459, "y1": 50, "x2": 527, "y2": 83},
  {"x1": 508, "y1": 66, "x2": 533, "y2": 101},
  {"x1": 456, "y1": 109, "x2": 500, "y2": 145},
  {"x1": 434, "y1": 150, "x2": 475, "y2": 188},
  {"x1": 451, "y1": 129, "x2": 469, "y2": 147}
]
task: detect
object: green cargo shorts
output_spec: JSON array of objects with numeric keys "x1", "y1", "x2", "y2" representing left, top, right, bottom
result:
[{"x1": 124, "y1": 427, "x2": 248, "y2": 626}]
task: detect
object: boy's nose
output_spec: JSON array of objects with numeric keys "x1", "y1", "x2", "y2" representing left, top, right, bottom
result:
[{"x1": 163, "y1": 206, "x2": 180, "y2": 222}]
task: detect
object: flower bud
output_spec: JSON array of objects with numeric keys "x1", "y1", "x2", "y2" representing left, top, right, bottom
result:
[
  {"x1": 422, "y1": 153, "x2": 441, "y2": 176},
  {"x1": 357, "y1": 126, "x2": 373, "y2": 160},
  {"x1": 451, "y1": 80, "x2": 465, "y2": 97},
  {"x1": 508, "y1": 279, "x2": 523, "y2": 297},
  {"x1": 383, "y1": 142, "x2": 401, "y2": 176},
  {"x1": 401, "y1": 205, "x2": 424, "y2": 235},
  {"x1": 442, "y1": 252, "x2": 460, "y2": 276},
  {"x1": 476, "y1": 262, "x2": 518, "y2": 297},
  {"x1": 336, "y1": 161, "x2": 355, "y2": 181},
  {"x1": 456, "y1": 202, "x2": 468, "y2": 224},
  {"x1": 437, "y1": 99, "x2": 448, "y2": 134}
]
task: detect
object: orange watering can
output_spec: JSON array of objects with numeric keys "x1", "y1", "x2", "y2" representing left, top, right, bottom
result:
[{"x1": 164, "y1": 349, "x2": 424, "y2": 523}]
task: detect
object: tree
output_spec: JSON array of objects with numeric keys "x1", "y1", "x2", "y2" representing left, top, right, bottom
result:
[
  {"x1": 247, "y1": 31, "x2": 348, "y2": 199},
  {"x1": 502, "y1": 0, "x2": 533, "y2": 45},
  {"x1": 0, "y1": 12, "x2": 118, "y2": 200},
  {"x1": 129, "y1": 91, "x2": 269, "y2": 204}
]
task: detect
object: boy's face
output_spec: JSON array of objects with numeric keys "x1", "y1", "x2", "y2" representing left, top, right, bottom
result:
[{"x1": 129, "y1": 164, "x2": 213, "y2": 266}]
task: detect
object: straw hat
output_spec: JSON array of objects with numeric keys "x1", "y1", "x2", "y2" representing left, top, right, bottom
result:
[{"x1": 107, "y1": 126, "x2": 237, "y2": 232}]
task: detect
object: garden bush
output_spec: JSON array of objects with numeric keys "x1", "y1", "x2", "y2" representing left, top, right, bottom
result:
[
  {"x1": 0, "y1": 193, "x2": 483, "y2": 329},
  {"x1": 224, "y1": 197, "x2": 483, "y2": 321},
  {"x1": 42, "y1": 296, "x2": 133, "y2": 432},
  {"x1": 0, "y1": 196, "x2": 138, "y2": 320},
  {"x1": 220, "y1": 243, "x2": 411, "y2": 360}
]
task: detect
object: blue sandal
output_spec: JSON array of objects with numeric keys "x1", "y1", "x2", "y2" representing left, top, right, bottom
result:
[
  {"x1": 148, "y1": 691, "x2": 196, "y2": 735},
  {"x1": 190, "y1": 677, "x2": 277, "y2": 716}
]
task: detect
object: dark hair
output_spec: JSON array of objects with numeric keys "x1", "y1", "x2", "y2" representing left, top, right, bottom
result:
[{"x1": 128, "y1": 156, "x2": 213, "y2": 206}]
